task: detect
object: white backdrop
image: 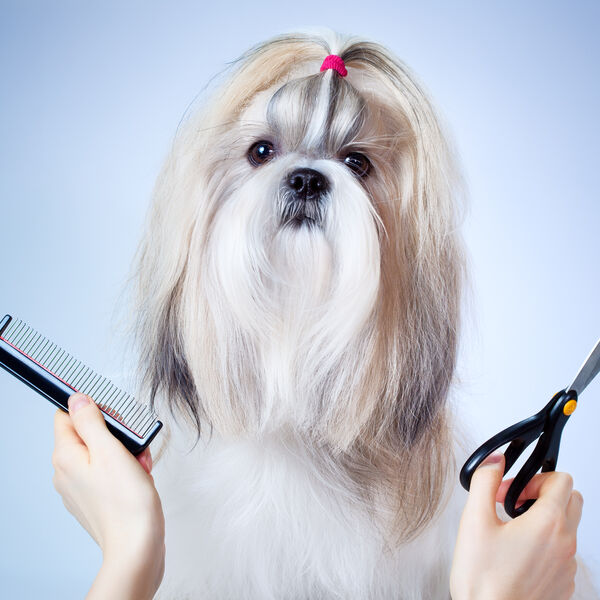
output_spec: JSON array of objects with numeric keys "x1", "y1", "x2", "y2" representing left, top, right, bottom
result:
[{"x1": 1, "y1": 1, "x2": 598, "y2": 596}]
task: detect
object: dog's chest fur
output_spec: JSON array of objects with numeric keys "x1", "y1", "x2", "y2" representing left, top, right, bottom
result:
[{"x1": 153, "y1": 426, "x2": 461, "y2": 600}]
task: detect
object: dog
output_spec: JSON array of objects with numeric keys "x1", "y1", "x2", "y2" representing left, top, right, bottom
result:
[{"x1": 131, "y1": 30, "x2": 589, "y2": 599}]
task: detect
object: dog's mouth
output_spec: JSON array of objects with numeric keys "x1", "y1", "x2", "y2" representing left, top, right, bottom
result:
[{"x1": 280, "y1": 198, "x2": 325, "y2": 229}]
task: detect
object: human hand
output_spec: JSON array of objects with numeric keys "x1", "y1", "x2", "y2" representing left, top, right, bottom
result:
[
  {"x1": 52, "y1": 393, "x2": 165, "y2": 599},
  {"x1": 450, "y1": 453, "x2": 582, "y2": 600}
]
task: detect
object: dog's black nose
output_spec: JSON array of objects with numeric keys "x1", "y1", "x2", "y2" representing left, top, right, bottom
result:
[{"x1": 286, "y1": 168, "x2": 329, "y2": 201}]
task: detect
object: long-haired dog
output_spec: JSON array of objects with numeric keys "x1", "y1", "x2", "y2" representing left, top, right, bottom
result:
[{"x1": 134, "y1": 30, "x2": 467, "y2": 599}]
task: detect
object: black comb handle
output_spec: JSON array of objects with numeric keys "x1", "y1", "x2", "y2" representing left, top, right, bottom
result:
[{"x1": 0, "y1": 314, "x2": 161, "y2": 455}]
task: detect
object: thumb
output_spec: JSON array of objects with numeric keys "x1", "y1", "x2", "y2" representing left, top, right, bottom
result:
[
  {"x1": 67, "y1": 393, "x2": 115, "y2": 452},
  {"x1": 465, "y1": 452, "x2": 506, "y2": 526}
]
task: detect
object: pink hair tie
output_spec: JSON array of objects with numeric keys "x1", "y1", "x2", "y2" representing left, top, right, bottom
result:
[{"x1": 320, "y1": 55, "x2": 347, "y2": 77}]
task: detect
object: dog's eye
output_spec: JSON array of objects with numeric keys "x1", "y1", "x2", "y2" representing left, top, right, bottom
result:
[
  {"x1": 343, "y1": 152, "x2": 371, "y2": 178},
  {"x1": 248, "y1": 141, "x2": 276, "y2": 167}
]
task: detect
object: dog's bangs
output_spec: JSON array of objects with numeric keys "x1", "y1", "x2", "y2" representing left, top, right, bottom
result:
[{"x1": 266, "y1": 72, "x2": 366, "y2": 156}]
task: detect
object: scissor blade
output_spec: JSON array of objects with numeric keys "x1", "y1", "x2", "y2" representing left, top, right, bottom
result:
[{"x1": 568, "y1": 337, "x2": 600, "y2": 396}]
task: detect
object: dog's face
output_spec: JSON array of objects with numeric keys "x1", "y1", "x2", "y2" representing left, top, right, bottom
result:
[{"x1": 202, "y1": 70, "x2": 395, "y2": 420}]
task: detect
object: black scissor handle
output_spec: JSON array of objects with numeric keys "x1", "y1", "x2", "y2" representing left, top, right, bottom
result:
[
  {"x1": 504, "y1": 430, "x2": 553, "y2": 517},
  {"x1": 460, "y1": 390, "x2": 576, "y2": 518},
  {"x1": 504, "y1": 390, "x2": 575, "y2": 517},
  {"x1": 459, "y1": 412, "x2": 544, "y2": 491}
]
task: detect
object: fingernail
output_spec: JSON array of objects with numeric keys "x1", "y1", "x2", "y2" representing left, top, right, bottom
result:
[
  {"x1": 141, "y1": 453, "x2": 152, "y2": 474},
  {"x1": 480, "y1": 452, "x2": 504, "y2": 467},
  {"x1": 68, "y1": 393, "x2": 91, "y2": 414}
]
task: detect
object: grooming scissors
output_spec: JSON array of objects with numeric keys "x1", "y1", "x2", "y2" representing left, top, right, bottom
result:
[{"x1": 460, "y1": 337, "x2": 600, "y2": 518}]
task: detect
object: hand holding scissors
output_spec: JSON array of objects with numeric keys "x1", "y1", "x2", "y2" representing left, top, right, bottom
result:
[{"x1": 460, "y1": 337, "x2": 600, "y2": 518}]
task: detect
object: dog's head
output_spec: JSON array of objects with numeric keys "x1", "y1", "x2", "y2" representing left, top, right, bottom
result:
[{"x1": 135, "y1": 31, "x2": 465, "y2": 530}]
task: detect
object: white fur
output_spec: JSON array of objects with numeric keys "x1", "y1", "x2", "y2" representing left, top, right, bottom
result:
[{"x1": 153, "y1": 422, "x2": 461, "y2": 600}]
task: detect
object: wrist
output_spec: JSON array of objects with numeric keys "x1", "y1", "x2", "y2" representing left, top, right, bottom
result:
[
  {"x1": 87, "y1": 544, "x2": 165, "y2": 600},
  {"x1": 86, "y1": 524, "x2": 165, "y2": 600}
]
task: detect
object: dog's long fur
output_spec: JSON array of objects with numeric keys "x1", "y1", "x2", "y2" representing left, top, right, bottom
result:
[{"x1": 133, "y1": 30, "x2": 470, "y2": 599}]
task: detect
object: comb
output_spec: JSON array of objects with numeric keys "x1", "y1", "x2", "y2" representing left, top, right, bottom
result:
[{"x1": 0, "y1": 314, "x2": 162, "y2": 455}]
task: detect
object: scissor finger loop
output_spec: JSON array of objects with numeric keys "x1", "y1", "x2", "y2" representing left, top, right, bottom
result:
[{"x1": 460, "y1": 389, "x2": 578, "y2": 518}]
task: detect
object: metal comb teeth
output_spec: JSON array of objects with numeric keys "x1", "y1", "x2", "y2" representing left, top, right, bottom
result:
[{"x1": 0, "y1": 314, "x2": 162, "y2": 452}]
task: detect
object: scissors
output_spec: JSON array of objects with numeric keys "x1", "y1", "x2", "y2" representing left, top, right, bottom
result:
[{"x1": 460, "y1": 336, "x2": 600, "y2": 518}]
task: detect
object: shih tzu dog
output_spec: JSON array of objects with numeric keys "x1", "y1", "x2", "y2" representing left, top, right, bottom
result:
[{"x1": 134, "y1": 30, "x2": 467, "y2": 599}]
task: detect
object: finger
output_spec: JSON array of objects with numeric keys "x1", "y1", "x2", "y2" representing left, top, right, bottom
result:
[
  {"x1": 526, "y1": 471, "x2": 574, "y2": 512},
  {"x1": 496, "y1": 472, "x2": 551, "y2": 506},
  {"x1": 465, "y1": 453, "x2": 505, "y2": 526},
  {"x1": 565, "y1": 490, "x2": 583, "y2": 533},
  {"x1": 53, "y1": 408, "x2": 87, "y2": 452},
  {"x1": 67, "y1": 393, "x2": 120, "y2": 454},
  {"x1": 497, "y1": 471, "x2": 575, "y2": 511},
  {"x1": 136, "y1": 448, "x2": 153, "y2": 475},
  {"x1": 53, "y1": 413, "x2": 88, "y2": 473},
  {"x1": 496, "y1": 477, "x2": 513, "y2": 503}
]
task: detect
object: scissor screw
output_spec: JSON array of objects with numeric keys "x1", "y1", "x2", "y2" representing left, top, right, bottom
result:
[{"x1": 563, "y1": 399, "x2": 577, "y2": 416}]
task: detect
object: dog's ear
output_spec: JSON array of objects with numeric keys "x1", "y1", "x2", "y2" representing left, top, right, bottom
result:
[
  {"x1": 132, "y1": 111, "x2": 218, "y2": 439},
  {"x1": 135, "y1": 258, "x2": 207, "y2": 438},
  {"x1": 151, "y1": 282, "x2": 206, "y2": 437}
]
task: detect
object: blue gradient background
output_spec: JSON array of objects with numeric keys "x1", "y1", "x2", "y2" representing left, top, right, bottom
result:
[{"x1": 1, "y1": 1, "x2": 598, "y2": 596}]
